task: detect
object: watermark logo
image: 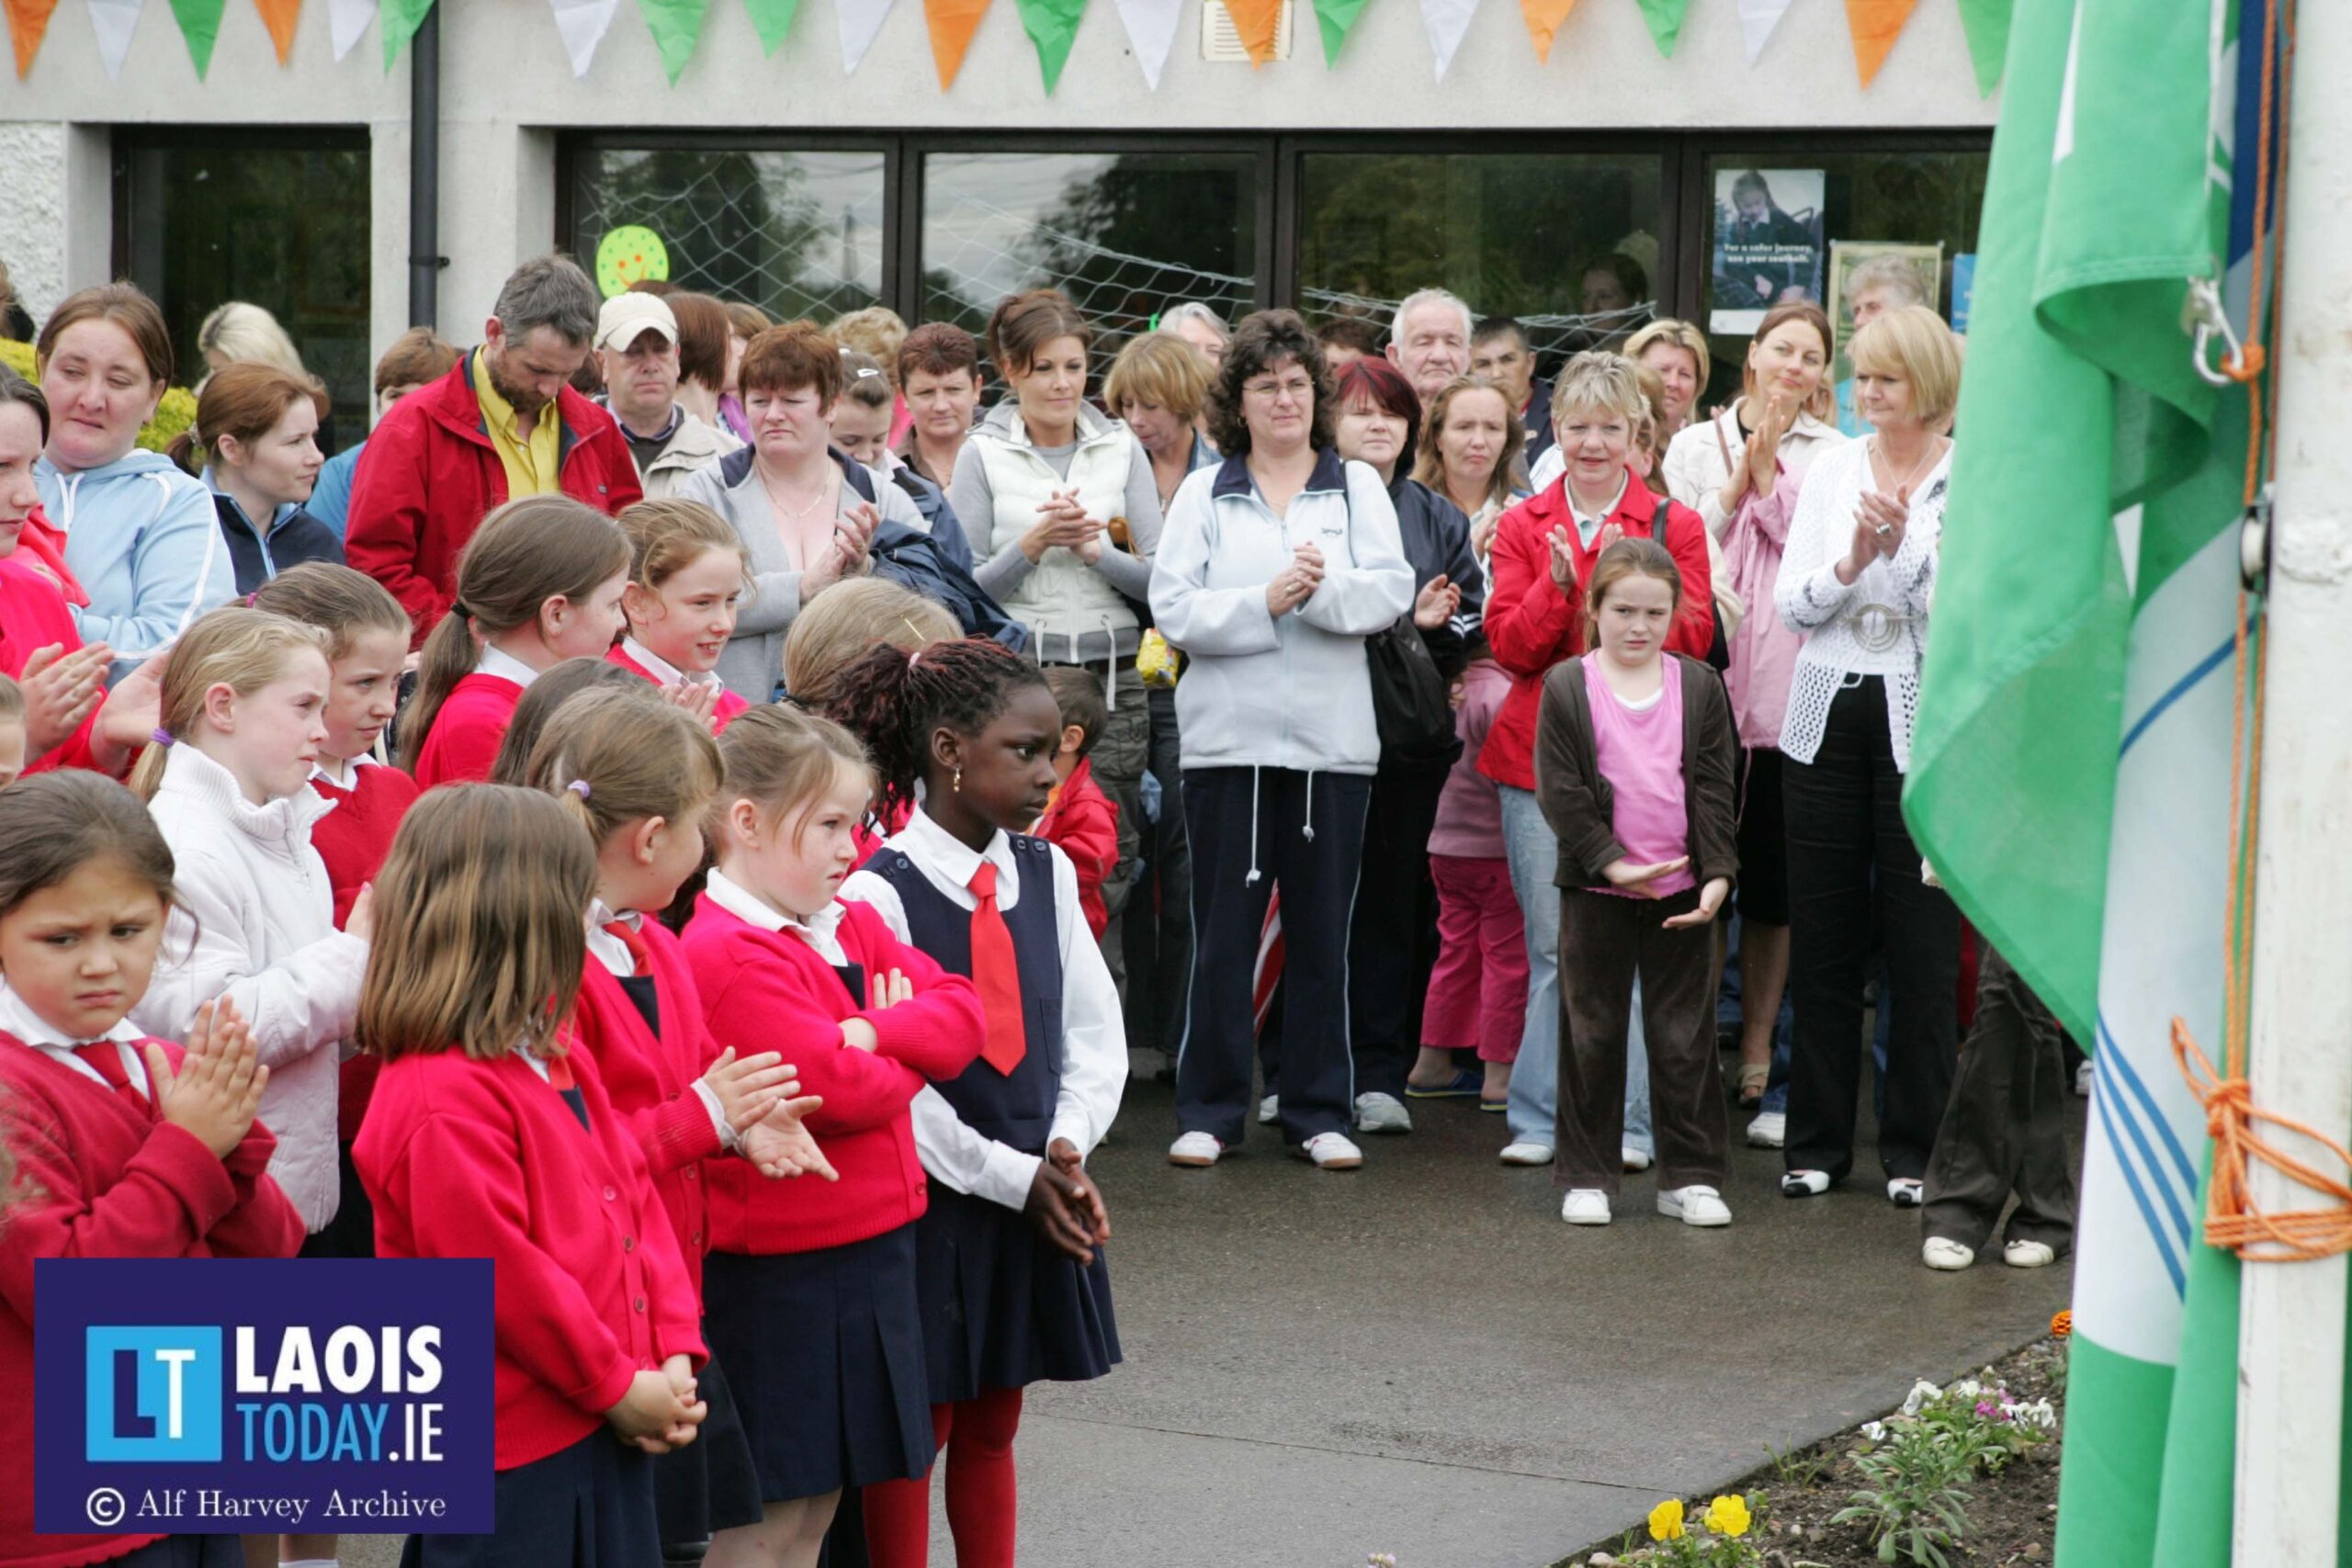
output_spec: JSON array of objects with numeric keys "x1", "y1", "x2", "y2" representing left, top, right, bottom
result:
[{"x1": 85, "y1": 1327, "x2": 222, "y2": 1461}]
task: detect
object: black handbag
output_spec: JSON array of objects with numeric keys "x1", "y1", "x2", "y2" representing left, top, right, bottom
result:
[{"x1": 1344, "y1": 482, "x2": 1464, "y2": 771}]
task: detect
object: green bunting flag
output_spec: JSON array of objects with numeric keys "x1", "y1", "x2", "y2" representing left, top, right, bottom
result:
[
  {"x1": 1956, "y1": 0, "x2": 2012, "y2": 96},
  {"x1": 744, "y1": 0, "x2": 797, "y2": 52},
  {"x1": 1633, "y1": 0, "x2": 1684, "y2": 56},
  {"x1": 381, "y1": 0, "x2": 434, "y2": 67},
  {"x1": 1312, "y1": 0, "x2": 1370, "y2": 62},
  {"x1": 1012, "y1": 0, "x2": 1082, "y2": 90},
  {"x1": 167, "y1": 0, "x2": 225, "y2": 73},
  {"x1": 640, "y1": 0, "x2": 709, "y2": 77}
]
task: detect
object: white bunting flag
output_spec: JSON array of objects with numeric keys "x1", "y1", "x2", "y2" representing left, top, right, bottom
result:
[
  {"x1": 1109, "y1": 0, "x2": 1180, "y2": 86},
  {"x1": 327, "y1": 0, "x2": 377, "y2": 60},
  {"x1": 549, "y1": 0, "x2": 623, "y2": 75},
  {"x1": 1736, "y1": 0, "x2": 1792, "y2": 62},
  {"x1": 1419, "y1": 0, "x2": 1478, "y2": 79},
  {"x1": 835, "y1": 0, "x2": 894, "y2": 73},
  {"x1": 85, "y1": 0, "x2": 141, "y2": 79}
]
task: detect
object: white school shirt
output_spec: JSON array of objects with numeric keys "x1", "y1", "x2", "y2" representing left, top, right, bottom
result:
[
  {"x1": 0, "y1": 981, "x2": 154, "y2": 1098},
  {"x1": 619, "y1": 636, "x2": 726, "y2": 695},
  {"x1": 475, "y1": 643, "x2": 542, "y2": 688},
  {"x1": 701, "y1": 868, "x2": 852, "y2": 964},
  {"x1": 840, "y1": 807, "x2": 1126, "y2": 1213},
  {"x1": 586, "y1": 899, "x2": 736, "y2": 1150},
  {"x1": 309, "y1": 752, "x2": 383, "y2": 790}
]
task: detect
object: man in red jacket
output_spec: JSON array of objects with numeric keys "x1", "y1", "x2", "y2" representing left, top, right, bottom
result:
[{"x1": 345, "y1": 254, "x2": 642, "y2": 643}]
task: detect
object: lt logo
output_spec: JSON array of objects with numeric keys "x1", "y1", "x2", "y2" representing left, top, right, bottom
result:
[{"x1": 85, "y1": 1327, "x2": 221, "y2": 1461}]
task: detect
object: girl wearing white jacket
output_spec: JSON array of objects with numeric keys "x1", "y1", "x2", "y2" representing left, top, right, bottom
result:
[
  {"x1": 1148, "y1": 310, "x2": 1413, "y2": 1174},
  {"x1": 130, "y1": 604, "x2": 371, "y2": 1238}
]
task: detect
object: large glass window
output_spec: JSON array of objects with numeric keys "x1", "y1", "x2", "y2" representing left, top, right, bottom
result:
[
  {"x1": 920, "y1": 151, "x2": 1259, "y2": 367},
  {"x1": 1298, "y1": 151, "x2": 1666, "y2": 372},
  {"x1": 1699, "y1": 148, "x2": 1990, "y2": 418},
  {"x1": 116, "y1": 132, "x2": 371, "y2": 450},
  {"x1": 567, "y1": 146, "x2": 888, "y2": 323}
]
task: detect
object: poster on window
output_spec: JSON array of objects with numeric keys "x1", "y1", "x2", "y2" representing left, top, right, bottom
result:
[
  {"x1": 1709, "y1": 168, "x2": 1826, "y2": 334},
  {"x1": 1951, "y1": 254, "x2": 1976, "y2": 335},
  {"x1": 1824, "y1": 242, "x2": 1944, "y2": 436}
]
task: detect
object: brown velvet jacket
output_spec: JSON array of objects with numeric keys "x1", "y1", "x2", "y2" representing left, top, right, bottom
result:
[{"x1": 1533, "y1": 652, "x2": 1740, "y2": 894}]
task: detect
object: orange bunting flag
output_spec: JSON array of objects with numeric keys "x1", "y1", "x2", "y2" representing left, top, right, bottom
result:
[
  {"x1": 255, "y1": 0, "x2": 301, "y2": 60},
  {"x1": 1221, "y1": 0, "x2": 1280, "y2": 63},
  {"x1": 1842, "y1": 0, "x2": 1915, "y2": 86},
  {"x1": 922, "y1": 0, "x2": 989, "y2": 85},
  {"x1": 1518, "y1": 0, "x2": 1572, "y2": 61},
  {"x1": 4, "y1": 0, "x2": 57, "y2": 76}
]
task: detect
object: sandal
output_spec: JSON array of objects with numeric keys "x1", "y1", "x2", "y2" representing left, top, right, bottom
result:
[{"x1": 1736, "y1": 1061, "x2": 1770, "y2": 1107}]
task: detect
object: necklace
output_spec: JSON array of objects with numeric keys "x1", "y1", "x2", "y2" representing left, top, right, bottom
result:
[
  {"x1": 758, "y1": 461, "x2": 833, "y2": 525},
  {"x1": 1870, "y1": 434, "x2": 1946, "y2": 497}
]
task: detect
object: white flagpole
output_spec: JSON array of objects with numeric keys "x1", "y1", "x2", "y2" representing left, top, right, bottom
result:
[{"x1": 2237, "y1": 0, "x2": 2352, "y2": 1559}]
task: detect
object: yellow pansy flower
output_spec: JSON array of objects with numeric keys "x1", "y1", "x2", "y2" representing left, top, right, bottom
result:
[
  {"x1": 1704, "y1": 1494, "x2": 1752, "y2": 1538},
  {"x1": 1648, "y1": 1498, "x2": 1686, "y2": 1541}
]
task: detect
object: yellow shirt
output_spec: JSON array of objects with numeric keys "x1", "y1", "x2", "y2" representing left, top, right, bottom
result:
[{"x1": 473, "y1": 346, "x2": 562, "y2": 498}]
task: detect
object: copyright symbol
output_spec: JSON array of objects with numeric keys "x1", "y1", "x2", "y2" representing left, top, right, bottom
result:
[{"x1": 85, "y1": 1487, "x2": 126, "y2": 1527}]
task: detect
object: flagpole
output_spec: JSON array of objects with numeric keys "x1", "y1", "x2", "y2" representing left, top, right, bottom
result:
[{"x1": 2238, "y1": 0, "x2": 2352, "y2": 1558}]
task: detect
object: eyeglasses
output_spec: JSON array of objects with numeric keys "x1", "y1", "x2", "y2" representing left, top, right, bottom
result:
[{"x1": 1243, "y1": 377, "x2": 1315, "y2": 403}]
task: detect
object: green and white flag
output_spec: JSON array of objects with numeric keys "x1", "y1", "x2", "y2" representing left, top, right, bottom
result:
[{"x1": 1904, "y1": 0, "x2": 2275, "y2": 1562}]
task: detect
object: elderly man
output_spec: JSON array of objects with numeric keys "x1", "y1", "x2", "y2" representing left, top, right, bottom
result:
[
  {"x1": 1161, "y1": 300, "x2": 1231, "y2": 371},
  {"x1": 345, "y1": 254, "x2": 641, "y2": 638},
  {"x1": 594, "y1": 290, "x2": 738, "y2": 500},
  {"x1": 1385, "y1": 287, "x2": 1473, "y2": 410}
]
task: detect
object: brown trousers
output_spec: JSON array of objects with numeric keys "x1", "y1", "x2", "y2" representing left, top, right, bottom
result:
[{"x1": 1555, "y1": 887, "x2": 1731, "y2": 1193}]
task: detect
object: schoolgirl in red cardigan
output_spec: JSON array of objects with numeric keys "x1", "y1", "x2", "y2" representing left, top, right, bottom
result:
[
  {"x1": 522, "y1": 685, "x2": 833, "y2": 1555},
  {"x1": 352, "y1": 784, "x2": 706, "y2": 1568},
  {"x1": 609, "y1": 499, "x2": 752, "y2": 733},
  {"x1": 0, "y1": 770, "x2": 304, "y2": 1568},
  {"x1": 681, "y1": 705, "x2": 984, "y2": 1568},
  {"x1": 399, "y1": 497, "x2": 630, "y2": 790}
]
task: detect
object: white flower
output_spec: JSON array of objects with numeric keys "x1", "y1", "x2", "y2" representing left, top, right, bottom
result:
[
  {"x1": 1952, "y1": 1379, "x2": 1982, "y2": 1400},
  {"x1": 1861, "y1": 1421, "x2": 1887, "y2": 1441},
  {"x1": 1901, "y1": 1380, "x2": 1941, "y2": 1416}
]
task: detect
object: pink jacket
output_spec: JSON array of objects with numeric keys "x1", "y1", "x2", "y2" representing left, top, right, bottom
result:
[
  {"x1": 1430, "y1": 660, "x2": 1511, "y2": 860},
  {"x1": 1723, "y1": 468, "x2": 1806, "y2": 750}
]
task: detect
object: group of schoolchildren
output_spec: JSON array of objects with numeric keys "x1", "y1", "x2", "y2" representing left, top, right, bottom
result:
[{"x1": 0, "y1": 366, "x2": 1129, "y2": 1568}]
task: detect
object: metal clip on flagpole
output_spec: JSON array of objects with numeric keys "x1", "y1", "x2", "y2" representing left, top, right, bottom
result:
[{"x1": 2188, "y1": 276, "x2": 2267, "y2": 387}]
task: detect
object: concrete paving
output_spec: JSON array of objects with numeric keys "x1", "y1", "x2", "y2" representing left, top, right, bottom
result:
[{"x1": 343, "y1": 1066, "x2": 2077, "y2": 1568}]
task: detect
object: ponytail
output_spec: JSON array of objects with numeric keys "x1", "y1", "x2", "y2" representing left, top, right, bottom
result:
[
  {"x1": 824, "y1": 636, "x2": 1045, "y2": 825},
  {"x1": 130, "y1": 606, "x2": 332, "y2": 800},
  {"x1": 522, "y1": 685, "x2": 719, "y2": 850}
]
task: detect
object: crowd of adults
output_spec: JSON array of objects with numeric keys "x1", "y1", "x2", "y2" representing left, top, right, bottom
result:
[{"x1": 0, "y1": 244, "x2": 2072, "y2": 1259}]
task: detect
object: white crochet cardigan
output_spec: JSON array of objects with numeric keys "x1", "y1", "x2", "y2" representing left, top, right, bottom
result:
[{"x1": 1770, "y1": 435, "x2": 1951, "y2": 770}]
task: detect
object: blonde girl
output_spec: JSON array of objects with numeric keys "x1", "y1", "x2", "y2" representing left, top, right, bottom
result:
[{"x1": 611, "y1": 498, "x2": 752, "y2": 731}]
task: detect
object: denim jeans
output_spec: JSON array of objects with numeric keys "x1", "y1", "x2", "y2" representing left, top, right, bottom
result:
[
  {"x1": 1498, "y1": 785, "x2": 1651, "y2": 1155},
  {"x1": 1722, "y1": 912, "x2": 1795, "y2": 1114}
]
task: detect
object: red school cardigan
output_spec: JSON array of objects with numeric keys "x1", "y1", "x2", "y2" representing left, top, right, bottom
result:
[
  {"x1": 0, "y1": 556, "x2": 107, "y2": 779},
  {"x1": 310, "y1": 762, "x2": 422, "y2": 1133},
  {"x1": 0, "y1": 1036, "x2": 303, "y2": 1568},
  {"x1": 681, "y1": 894, "x2": 984, "y2": 1257},
  {"x1": 571, "y1": 919, "x2": 728, "y2": 1304},
  {"x1": 1478, "y1": 475, "x2": 1714, "y2": 793},
  {"x1": 605, "y1": 645, "x2": 752, "y2": 732},
  {"x1": 410, "y1": 673, "x2": 524, "y2": 790},
  {"x1": 354, "y1": 1043, "x2": 706, "y2": 1471}
]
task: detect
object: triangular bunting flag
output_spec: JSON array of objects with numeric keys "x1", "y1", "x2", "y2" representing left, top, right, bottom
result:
[
  {"x1": 254, "y1": 0, "x2": 298, "y2": 60},
  {"x1": 379, "y1": 0, "x2": 429, "y2": 67},
  {"x1": 834, "y1": 0, "x2": 890, "y2": 70},
  {"x1": 165, "y1": 0, "x2": 225, "y2": 73},
  {"x1": 327, "y1": 0, "x2": 372, "y2": 58},
  {"x1": 85, "y1": 0, "x2": 141, "y2": 77},
  {"x1": 550, "y1": 0, "x2": 621, "y2": 74},
  {"x1": 1309, "y1": 0, "x2": 1364, "y2": 63},
  {"x1": 1220, "y1": 0, "x2": 1279, "y2": 63},
  {"x1": 1011, "y1": 0, "x2": 1080, "y2": 89},
  {"x1": 1632, "y1": 0, "x2": 1682, "y2": 56},
  {"x1": 1517, "y1": 0, "x2": 1571, "y2": 62},
  {"x1": 639, "y1": 0, "x2": 708, "y2": 78},
  {"x1": 4, "y1": 0, "x2": 56, "y2": 75},
  {"x1": 1419, "y1": 0, "x2": 1476, "y2": 79},
  {"x1": 921, "y1": 0, "x2": 986, "y2": 85},
  {"x1": 1954, "y1": 0, "x2": 2008, "y2": 96},
  {"x1": 1735, "y1": 0, "x2": 1788, "y2": 62},
  {"x1": 1841, "y1": 0, "x2": 1914, "y2": 85},
  {"x1": 1108, "y1": 0, "x2": 1177, "y2": 85},
  {"x1": 742, "y1": 0, "x2": 794, "y2": 52}
]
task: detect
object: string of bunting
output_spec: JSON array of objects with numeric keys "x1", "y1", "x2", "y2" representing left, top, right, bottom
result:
[{"x1": 1, "y1": 0, "x2": 2017, "y2": 93}]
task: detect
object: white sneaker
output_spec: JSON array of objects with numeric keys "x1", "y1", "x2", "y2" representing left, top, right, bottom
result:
[
  {"x1": 1297, "y1": 1131, "x2": 1364, "y2": 1169},
  {"x1": 1923, "y1": 1236, "x2": 1975, "y2": 1270},
  {"x1": 1657, "y1": 1185, "x2": 1731, "y2": 1227},
  {"x1": 2075, "y1": 1060, "x2": 2094, "y2": 1098},
  {"x1": 1168, "y1": 1132, "x2": 1224, "y2": 1168},
  {"x1": 1353, "y1": 1091, "x2": 1413, "y2": 1134},
  {"x1": 1621, "y1": 1145, "x2": 1653, "y2": 1173},
  {"x1": 1780, "y1": 1169, "x2": 1830, "y2": 1198},
  {"x1": 2004, "y1": 1239, "x2": 2058, "y2": 1269},
  {"x1": 1561, "y1": 1189, "x2": 1612, "y2": 1225},
  {"x1": 1258, "y1": 1094, "x2": 1279, "y2": 1125},
  {"x1": 1887, "y1": 1178, "x2": 1925, "y2": 1209},
  {"x1": 1498, "y1": 1140, "x2": 1555, "y2": 1167},
  {"x1": 1746, "y1": 1111, "x2": 1786, "y2": 1149}
]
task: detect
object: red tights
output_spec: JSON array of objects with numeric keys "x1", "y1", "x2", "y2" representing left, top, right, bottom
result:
[{"x1": 864, "y1": 1386, "x2": 1024, "y2": 1568}]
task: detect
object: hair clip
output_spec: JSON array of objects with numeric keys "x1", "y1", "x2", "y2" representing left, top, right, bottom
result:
[
  {"x1": 242, "y1": 592, "x2": 261, "y2": 608},
  {"x1": 150, "y1": 728, "x2": 175, "y2": 748},
  {"x1": 906, "y1": 646, "x2": 923, "y2": 671},
  {"x1": 567, "y1": 779, "x2": 592, "y2": 800},
  {"x1": 852, "y1": 367, "x2": 884, "y2": 379}
]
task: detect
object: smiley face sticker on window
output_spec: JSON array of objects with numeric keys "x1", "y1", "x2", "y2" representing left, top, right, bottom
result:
[{"x1": 594, "y1": 225, "x2": 671, "y2": 299}]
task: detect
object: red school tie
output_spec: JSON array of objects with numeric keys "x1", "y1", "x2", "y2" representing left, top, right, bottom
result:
[
  {"x1": 74, "y1": 1042, "x2": 147, "y2": 1107},
  {"x1": 604, "y1": 919, "x2": 651, "y2": 976},
  {"x1": 967, "y1": 863, "x2": 1026, "y2": 1076}
]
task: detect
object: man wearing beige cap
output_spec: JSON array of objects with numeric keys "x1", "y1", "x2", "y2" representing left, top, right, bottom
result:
[{"x1": 595, "y1": 290, "x2": 741, "y2": 500}]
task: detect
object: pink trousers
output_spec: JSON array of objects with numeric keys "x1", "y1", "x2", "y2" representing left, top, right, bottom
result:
[{"x1": 1421, "y1": 853, "x2": 1529, "y2": 1063}]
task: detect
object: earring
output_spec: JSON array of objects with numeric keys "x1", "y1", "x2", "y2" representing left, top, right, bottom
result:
[{"x1": 953, "y1": 765, "x2": 963, "y2": 793}]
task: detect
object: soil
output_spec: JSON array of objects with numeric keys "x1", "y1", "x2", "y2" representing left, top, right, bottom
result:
[{"x1": 1556, "y1": 1336, "x2": 2069, "y2": 1568}]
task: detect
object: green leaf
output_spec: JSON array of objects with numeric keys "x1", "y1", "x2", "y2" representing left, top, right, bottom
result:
[{"x1": 165, "y1": 0, "x2": 224, "y2": 75}]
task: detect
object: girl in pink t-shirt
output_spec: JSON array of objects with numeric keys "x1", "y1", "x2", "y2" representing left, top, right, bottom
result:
[{"x1": 1532, "y1": 538, "x2": 1739, "y2": 1229}]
